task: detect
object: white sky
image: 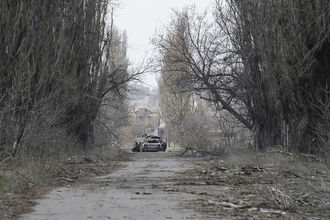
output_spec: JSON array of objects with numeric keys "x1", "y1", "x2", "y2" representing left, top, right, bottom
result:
[{"x1": 115, "y1": 0, "x2": 214, "y2": 87}]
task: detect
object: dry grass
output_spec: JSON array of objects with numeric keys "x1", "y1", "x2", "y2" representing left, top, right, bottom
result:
[
  {"x1": 0, "y1": 144, "x2": 129, "y2": 219},
  {"x1": 183, "y1": 151, "x2": 330, "y2": 218}
]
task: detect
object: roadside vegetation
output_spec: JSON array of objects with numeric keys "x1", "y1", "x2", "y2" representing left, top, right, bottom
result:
[
  {"x1": 153, "y1": 2, "x2": 330, "y2": 217},
  {"x1": 0, "y1": 1, "x2": 144, "y2": 218},
  {"x1": 154, "y1": 0, "x2": 330, "y2": 159},
  {"x1": 0, "y1": 0, "x2": 329, "y2": 218}
]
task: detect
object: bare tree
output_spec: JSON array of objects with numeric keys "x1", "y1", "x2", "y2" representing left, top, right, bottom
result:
[
  {"x1": 154, "y1": 1, "x2": 330, "y2": 157},
  {"x1": 0, "y1": 0, "x2": 140, "y2": 159},
  {"x1": 217, "y1": 0, "x2": 330, "y2": 153},
  {"x1": 156, "y1": 13, "x2": 195, "y2": 147}
]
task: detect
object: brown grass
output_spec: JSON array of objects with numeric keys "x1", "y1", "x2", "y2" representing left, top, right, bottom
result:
[{"x1": 0, "y1": 144, "x2": 129, "y2": 219}]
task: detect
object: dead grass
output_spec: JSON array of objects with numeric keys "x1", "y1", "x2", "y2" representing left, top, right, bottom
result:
[
  {"x1": 182, "y1": 151, "x2": 330, "y2": 218},
  {"x1": 0, "y1": 145, "x2": 129, "y2": 219},
  {"x1": 224, "y1": 150, "x2": 329, "y2": 173}
]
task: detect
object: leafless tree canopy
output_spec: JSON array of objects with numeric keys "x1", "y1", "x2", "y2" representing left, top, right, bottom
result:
[
  {"x1": 154, "y1": 1, "x2": 330, "y2": 157},
  {"x1": 0, "y1": 0, "x2": 137, "y2": 159}
]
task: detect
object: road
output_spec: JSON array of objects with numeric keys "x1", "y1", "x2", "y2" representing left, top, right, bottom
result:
[{"x1": 21, "y1": 152, "x2": 212, "y2": 220}]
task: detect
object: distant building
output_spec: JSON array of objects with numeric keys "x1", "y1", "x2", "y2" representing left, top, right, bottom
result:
[
  {"x1": 128, "y1": 84, "x2": 159, "y2": 112},
  {"x1": 131, "y1": 108, "x2": 160, "y2": 133}
]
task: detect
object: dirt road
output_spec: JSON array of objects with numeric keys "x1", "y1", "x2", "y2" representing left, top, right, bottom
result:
[
  {"x1": 19, "y1": 150, "x2": 330, "y2": 219},
  {"x1": 21, "y1": 152, "x2": 212, "y2": 220}
]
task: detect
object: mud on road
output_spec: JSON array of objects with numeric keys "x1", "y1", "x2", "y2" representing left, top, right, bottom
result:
[{"x1": 21, "y1": 151, "x2": 330, "y2": 220}]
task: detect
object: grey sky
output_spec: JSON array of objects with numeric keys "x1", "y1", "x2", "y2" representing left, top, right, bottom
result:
[{"x1": 115, "y1": 0, "x2": 213, "y2": 87}]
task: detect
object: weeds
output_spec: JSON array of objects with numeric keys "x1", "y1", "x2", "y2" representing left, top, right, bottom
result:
[{"x1": 268, "y1": 186, "x2": 295, "y2": 211}]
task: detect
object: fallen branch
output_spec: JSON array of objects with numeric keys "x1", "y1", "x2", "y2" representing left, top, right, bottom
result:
[
  {"x1": 283, "y1": 170, "x2": 330, "y2": 182},
  {"x1": 0, "y1": 156, "x2": 11, "y2": 164},
  {"x1": 218, "y1": 201, "x2": 250, "y2": 209},
  {"x1": 179, "y1": 147, "x2": 222, "y2": 157},
  {"x1": 268, "y1": 149, "x2": 325, "y2": 163}
]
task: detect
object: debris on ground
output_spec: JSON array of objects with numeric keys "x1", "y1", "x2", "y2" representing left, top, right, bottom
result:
[
  {"x1": 0, "y1": 155, "x2": 126, "y2": 219},
  {"x1": 175, "y1": 154, "x2": 330, "y2": 219}
]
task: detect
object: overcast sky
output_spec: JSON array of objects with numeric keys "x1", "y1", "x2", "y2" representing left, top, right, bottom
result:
[{"x1": 115, "y1": 0, "x2": 214, "y2": 87}]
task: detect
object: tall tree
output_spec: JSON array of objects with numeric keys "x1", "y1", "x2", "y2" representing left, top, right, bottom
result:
[
  {"x1": 155, "y1": 1, "x2": 330, "y2": 156},
  {"x1": 0, "y1": 0, "x2": 135, "y2": 159}
]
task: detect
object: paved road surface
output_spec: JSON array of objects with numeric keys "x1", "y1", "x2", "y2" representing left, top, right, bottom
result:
[{"x1": 21, "y1": 152, "x2": 211, "y2": 220}]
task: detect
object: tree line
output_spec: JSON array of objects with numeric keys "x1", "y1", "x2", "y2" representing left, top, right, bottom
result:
[
  {"x1": 154, "y1": 0, "x2": 330, "y2": 157},
  {"x1": 0, "y1": 0, "x2": 137, "y2": 160}
]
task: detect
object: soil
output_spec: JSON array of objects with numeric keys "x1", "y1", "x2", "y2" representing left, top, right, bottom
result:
[{"x1": 2, "y1": 150, "x2": 330, "y2": 219}]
